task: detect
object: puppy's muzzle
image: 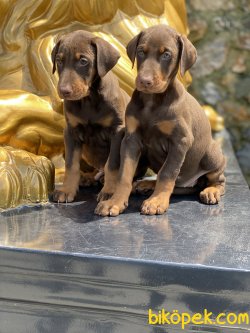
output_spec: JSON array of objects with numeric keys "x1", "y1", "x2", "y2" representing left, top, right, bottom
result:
[
  {"x1": 136, "y1": 74, "x2": 167, "y2": 94},
  {"x1": 58, "y1": 84, "x2": 89, "y2": 100},
  {"x1": 59, "y1": 84, "x2": 73, "y2": 99},
  {"x1": 136, "y1": 75, "x2": 154, "y2": 90}
]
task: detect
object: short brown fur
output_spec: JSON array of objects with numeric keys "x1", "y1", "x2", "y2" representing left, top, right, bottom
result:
[
  {"x1": 96, "y1": 24, "x2": 226, "y2": 216},
  {"x1": 51, "y1": 30, "x2": 129, "y2": 203}
]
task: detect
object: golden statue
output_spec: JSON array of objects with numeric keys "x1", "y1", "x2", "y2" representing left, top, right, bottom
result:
[{"x1": 0, "y1": 0, "x2": 223, "y2": 209}]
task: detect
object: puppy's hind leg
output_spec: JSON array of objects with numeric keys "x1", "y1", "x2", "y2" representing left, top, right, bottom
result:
[
  {"x1": 199, "y1": 141, "x2": 226, "y2": 205},
  {"x1": 132, "y1": 158, "x2": 153, "y2": 195},
  {"x1": 132, "y1": 179, "x2": 156, "y2": 195},
  {"x1": 80, "y1": 170, "x2": 102, "y2": 187},
  {"x1": 200, "y1": 171, "x2": 226, "y2": 204}
]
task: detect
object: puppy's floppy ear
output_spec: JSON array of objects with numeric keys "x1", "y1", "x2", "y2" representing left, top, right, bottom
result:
[
  {"x1": 91, "y1": 37, "x2": 120, "y2": 77},
  {"x1": 179, "y1": 35, "x2": 197, "y2": 77},
  {"x1": 51, "y1": 39, "x2": 61, "y2": 74},
  {"x1": 126, "y1": 32, "x2": 143, "y2": 68}
]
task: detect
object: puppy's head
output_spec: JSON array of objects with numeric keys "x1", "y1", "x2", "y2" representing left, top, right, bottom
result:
[
  {"x1": 51, "y1": 30, "x2": 120, "y2": 100},
  {"x1": 126, "y1": 25, "x2": 197, "y2": 94}
]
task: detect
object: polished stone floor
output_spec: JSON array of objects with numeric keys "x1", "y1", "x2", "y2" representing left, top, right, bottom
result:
[
  {"x1": 0, "y1": 130, "x2": 249, "y2": 333},
  {"x1": 1, "y1": 131, "x2": 249, "y2": 269}
]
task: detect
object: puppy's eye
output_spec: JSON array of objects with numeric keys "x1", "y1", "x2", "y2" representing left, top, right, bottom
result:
[
  {"x1": 162, "y1": 51, "x2": 171, "y2": 60},
  {"x1": 137, "y1": 49, "x2": 145, "y2": 58},
  {"x1": 79, "y1": 57, "x2": 89, "y2": 66}
]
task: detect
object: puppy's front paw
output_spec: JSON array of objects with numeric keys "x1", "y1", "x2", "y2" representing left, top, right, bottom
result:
[
  {"x1": 199, "y1": 187, "x2": 221, "y2": 205},
  {"x1": 95, "y1": 199, "x2": 128, "y2": 216},
  {"x1": 97, "y1": 181, "x2": 116, "y2": 202},
  {"x1": 97, "y1": 189, "x2": 113, "y2": 202},
  {"x1": 141, "y1": 196, "x2": 169, "y2": 215},
  {"x1": 53, "y1": 189, "x2": 76, "y2": 203}
]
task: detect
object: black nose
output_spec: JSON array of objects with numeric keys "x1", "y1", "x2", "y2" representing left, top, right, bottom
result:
[
  {"x1": 140, "y1": 76, "x2": 153, "y2": 88},
  {"x1": 59, "y1": 85, "x2": 73, "y2": 98}
]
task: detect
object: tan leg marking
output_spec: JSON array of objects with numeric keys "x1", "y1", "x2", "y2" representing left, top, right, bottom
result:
[
  {"x1": 53, "y1": 149, "x2": 80, "y2": 202},
  {"x1": 141, "y1": 180, "x2": 175, "y2": 215},
  {"x1": 97, "y1": 168, "x2": 119, "y2": 202},
  {"x1": 95, "y1": 156, "x2": 137, "y2": 216}
]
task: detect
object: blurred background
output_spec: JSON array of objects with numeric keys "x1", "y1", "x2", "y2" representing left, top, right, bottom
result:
[{"x1": 186, "y1": 0, "x2": 250, "y2": 185}]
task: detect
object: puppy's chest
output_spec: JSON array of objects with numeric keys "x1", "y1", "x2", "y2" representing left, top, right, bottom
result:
[
  {"x1": 67, "y1": 112, "x2": 113, "y2": 127},
  {"x1": 134, "y1": 103, "x2": 175, "y2": 138},
  {"x1": 66, "y1": 105, "x2": 115, "y2": 142}
]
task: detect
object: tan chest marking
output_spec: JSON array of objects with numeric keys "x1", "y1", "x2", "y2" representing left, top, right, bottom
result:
[
  {"x1": 67, "y1": 112, "x2": 114, "y2": 128},
  {"x1": 66, "y1": 113, "x2": 86, "y2": 127},
  {"x1": 126, "y1": 115, "x2": 139, "y2": 134},
  {"x1": 156, "y1": 120, "x2": 175, "y2": 135},
  {"x1": 96, "y1": 115, "x2": 114, "y2": 127}
]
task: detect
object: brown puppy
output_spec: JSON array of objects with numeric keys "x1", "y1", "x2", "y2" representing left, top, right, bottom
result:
[
  {"x1": 95, "y1": 24, "x2": 226, "y2": 216},
  {"x1": 51, "y1": 30, "x2": 129, "y2": 202}
]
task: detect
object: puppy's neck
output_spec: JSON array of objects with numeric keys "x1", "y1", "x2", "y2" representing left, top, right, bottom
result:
[
  {"x1": 140, "y1": 78, "x2": 185, "y2": 106},
  {"x1": 166, "y1": 78, "x2": 185, "y2": 99},
  {"x1": 88, "y1": 75, "x2": 108, "y2": 101},
  {"x1": 96, "y1": 71, "x2": 119, "y2": 99}
]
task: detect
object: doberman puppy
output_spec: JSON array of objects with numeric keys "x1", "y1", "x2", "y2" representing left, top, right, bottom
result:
[
  {"x1": 95, "y1": 24, "x2": 226, "y2": 216},
  {"x1": 51, "y1": 30, "x2": 129, "y2": 203}
]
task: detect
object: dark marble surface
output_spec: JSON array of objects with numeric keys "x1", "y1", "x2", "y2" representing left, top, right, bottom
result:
[{"x1": 0, "y1": 130, "x2": 250, "y2": 333}]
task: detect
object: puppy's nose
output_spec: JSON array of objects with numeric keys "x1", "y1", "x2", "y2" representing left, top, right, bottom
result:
[
  {"x1": 59, "y1": 85, "x2": 73, "y2": 98},
  {"x1": 140, "y1": 76, "x2": 153, "y2": 88}
]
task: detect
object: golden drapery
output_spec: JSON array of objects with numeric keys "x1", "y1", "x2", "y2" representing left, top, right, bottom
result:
[
  {"x1": 0, "y1": 0, "x2": 223, "y2": 209},
  {"x1": 0, "y1": 0, "x2": 189, "y2": 157}
]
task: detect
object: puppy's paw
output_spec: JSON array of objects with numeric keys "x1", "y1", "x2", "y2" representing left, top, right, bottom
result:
[
  {"x1": 97, "y1": 181, "x2": 116, "y2": 202},
  {"x1": 200, "y1": 187, "x2": 221, "y2": 205},
  {"x1": 97, "y1": 190, "x2": 113, "y2": 203},
  {"x1": 53, "y1": 189, "x2": 76, "y2": 203},
  {"x1": 95, "y1": 199, "x2": 128, "y2": 216},
  {"x1": 132, "y1": 179, "x2": 155, "y2": 195},
  {"x1": 141, "y1": 197, "x2": 169, "y2": 215}
]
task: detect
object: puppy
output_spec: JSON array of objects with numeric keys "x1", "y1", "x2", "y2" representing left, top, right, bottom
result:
[
  {"x1": 95, "y1": 24, "x2": 226, "y2": 216},
  {"x1": 51, "y1": 30, "x2": 129, "y2": 202}
]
